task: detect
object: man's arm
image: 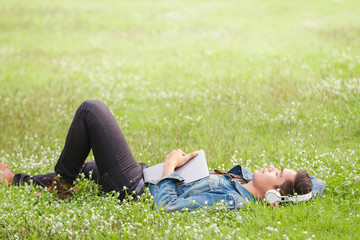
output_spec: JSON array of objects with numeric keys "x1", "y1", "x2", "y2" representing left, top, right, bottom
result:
[
  {"x1": 152, "y1": 171, "x2": 242, "y2": 211},
  {"x1": 151, "y1": 150, "x2": 243, "y2": 211}
]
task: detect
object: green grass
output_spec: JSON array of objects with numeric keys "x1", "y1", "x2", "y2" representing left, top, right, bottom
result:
[{"x1": 1, "y1": 0, "x2": 360, "y2": 239}]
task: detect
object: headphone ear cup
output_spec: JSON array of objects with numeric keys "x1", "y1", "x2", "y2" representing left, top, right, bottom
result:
[{"x1": 265, "y1": 189, "x2": 282, "y2": 203}]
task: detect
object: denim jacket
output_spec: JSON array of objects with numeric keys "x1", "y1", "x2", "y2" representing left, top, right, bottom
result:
[{"x1": 148, "y1": 165, "x2": 325, "y2": 212}]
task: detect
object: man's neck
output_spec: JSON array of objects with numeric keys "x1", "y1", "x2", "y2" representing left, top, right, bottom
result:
[{"x1": 241, "y1": 181, "x2": 264, "y2": 200}]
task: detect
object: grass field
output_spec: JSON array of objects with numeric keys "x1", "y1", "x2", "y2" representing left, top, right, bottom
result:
[{"x1": 1, "y1": 0, "x2": 360, "y2": 239}]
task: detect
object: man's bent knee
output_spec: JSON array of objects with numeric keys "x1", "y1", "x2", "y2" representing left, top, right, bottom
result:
[{"x1": 80, "y1": 99, "x2": 106, "y2": 109}]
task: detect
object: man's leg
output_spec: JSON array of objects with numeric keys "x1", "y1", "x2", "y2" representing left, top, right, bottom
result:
[
  {"x1": 13, "y1": 172, "x2": 55, "y2": 187},
  {"x1": 12, "y1": 161, "x2": 99, "y2": 187},
  {"x1": 54, "y1": 100, "x2": 146, "y2": 199},
  {"x1": 80, "y1": 160, "x2": 100, "y2": 182}
]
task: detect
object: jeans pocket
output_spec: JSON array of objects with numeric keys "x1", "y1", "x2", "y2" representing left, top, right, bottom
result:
[{"x1": 99, "y1": 172, "x2": 121, "y2": 193}]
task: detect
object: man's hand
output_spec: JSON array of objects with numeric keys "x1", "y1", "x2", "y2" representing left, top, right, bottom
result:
[
  {"x1": 270, "y1": 202, "x2": 280, "y2": 209},
  {"x1": 162, "y1": 150, "x2": 198, "y2": 177}
]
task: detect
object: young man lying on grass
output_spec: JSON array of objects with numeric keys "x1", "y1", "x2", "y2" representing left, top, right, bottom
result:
[{"x1": 0, "y1": 100, "x2": 325, "y2": 211}]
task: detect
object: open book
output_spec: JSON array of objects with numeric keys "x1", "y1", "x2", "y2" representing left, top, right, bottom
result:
[{"x1": 143, "y1": 149, "x2": 209, "y2": 184}]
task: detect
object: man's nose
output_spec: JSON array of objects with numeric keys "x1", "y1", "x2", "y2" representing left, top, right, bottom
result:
[{"x1": 269, "y1": 165, "x2": 278, "y2": 172}]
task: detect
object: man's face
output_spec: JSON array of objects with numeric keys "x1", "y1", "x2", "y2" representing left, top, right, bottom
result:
[{"x1": 252, "y1": 165, "x2": 297, "y2": 196}]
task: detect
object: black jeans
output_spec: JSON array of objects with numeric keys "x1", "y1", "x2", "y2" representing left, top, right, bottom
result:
[{"x1": 13, "y1": 100, "x2": 148, "y2": 200}]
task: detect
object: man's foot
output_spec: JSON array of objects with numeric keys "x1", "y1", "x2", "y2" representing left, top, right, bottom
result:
[
  {"x1": 0, "y1": 163, "x2": 15, "y2": 185},
  {"x1": 47, "y1": 175, "x2": 78, "y2": 199}
]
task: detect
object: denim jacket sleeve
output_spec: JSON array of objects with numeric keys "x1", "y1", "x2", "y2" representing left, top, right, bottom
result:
[
  {"x1": 150, "y1": 171, "x2": 239, "y2": 212},
  {"x1": 152, "y1": 171, "x2": 200, "y2": 211},
  {"x1": 309, "y1": 174, "x2": 326, "y2": 199}
]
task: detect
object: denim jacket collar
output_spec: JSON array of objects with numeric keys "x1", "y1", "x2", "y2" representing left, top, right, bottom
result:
[
  {"x1": 227, "y1": 165, "x2": 253, "y2": 182},
  {"x1": 226, "y1": 165, "x2": 256, "y2": 201}
]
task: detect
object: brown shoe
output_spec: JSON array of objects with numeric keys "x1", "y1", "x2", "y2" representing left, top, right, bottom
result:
[
  {"x1": 0, "y1": 163, "x2": 15, "y2": 185},
  {"x1": 47, "y1": 176, "x2": 78, "y2": 199}
]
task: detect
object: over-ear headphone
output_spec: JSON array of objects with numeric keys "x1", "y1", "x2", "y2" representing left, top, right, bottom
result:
[{"x1": 264, "y1": 189, "x2": 313, "y2": 204}]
